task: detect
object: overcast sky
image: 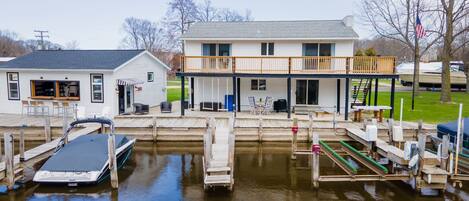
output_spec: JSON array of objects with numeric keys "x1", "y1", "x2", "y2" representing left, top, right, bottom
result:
[{"x1": 0, "y1": 0, "x2": 372, "y2": 49}]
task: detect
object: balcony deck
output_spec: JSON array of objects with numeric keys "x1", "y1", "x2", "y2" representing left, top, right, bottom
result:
[{"x1": 181, "y1": 56, "x2": 396, "y2": 76}]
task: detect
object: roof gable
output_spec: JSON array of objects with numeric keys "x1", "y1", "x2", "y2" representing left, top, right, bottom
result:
[
  {"x1": 181, "y1": 20, "x2": 359, "y2": 40},
  {"x1": 0, "y1": 50, "x2": 145, "y2": 70}
]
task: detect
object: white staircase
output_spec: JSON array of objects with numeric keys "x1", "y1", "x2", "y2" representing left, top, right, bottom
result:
[{"x1": 203, "y1": 116, "x2": 235, "y2": 191}]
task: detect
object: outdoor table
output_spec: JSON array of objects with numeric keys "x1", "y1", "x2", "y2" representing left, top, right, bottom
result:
[{"x1": 352, "y1": 106, "x2": 392, "y2": 122}]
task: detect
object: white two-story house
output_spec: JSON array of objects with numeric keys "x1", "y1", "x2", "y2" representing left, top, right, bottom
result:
[{"x1": 177, "y1": 16, "x2": 398, "y2": 119}]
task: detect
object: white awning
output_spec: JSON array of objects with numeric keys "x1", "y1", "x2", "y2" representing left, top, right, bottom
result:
[{"x1": 117, "y1": 78, "x2": 144, "y2": 86}]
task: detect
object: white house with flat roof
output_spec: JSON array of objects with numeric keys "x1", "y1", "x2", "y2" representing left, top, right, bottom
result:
[
  {"x1": 0, "y1": 50, "x2": 169, "y2": 116},
  {"x1": 177, "y1": 16, "x2": 398, "y2": 119}
]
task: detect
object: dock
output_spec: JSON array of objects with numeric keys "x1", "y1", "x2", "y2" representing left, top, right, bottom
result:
[
  {"x1": 0, "y1": 124, "x2": 100, "y2": 188},
  {"x1": 202, "y1": 117, "x2": 235, "y2": 190}
]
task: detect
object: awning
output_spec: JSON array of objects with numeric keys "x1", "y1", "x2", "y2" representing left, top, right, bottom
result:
[{"x1": 117, "y1": 78, "x2": 144, "y2": 86}]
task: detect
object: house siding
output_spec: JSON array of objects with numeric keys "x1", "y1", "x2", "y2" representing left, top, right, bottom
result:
[{"x1": 0, "y1": 70, "x2": 115, "y2": 115}]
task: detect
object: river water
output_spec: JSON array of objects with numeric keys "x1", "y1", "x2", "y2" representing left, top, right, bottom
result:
[{"x1": 1, "y1": 142, "x2": 468, "y2": 201}]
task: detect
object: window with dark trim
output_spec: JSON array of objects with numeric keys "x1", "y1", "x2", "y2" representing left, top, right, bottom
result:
[
  {"x1": 30, "y1": 80, "x2": 80, "y2": 100},
  {"x1": 251, "y1": 79, "x2": 266, "y2": 91},
  {"x1": 7, "y1": 72, "x2": 19, "y2": 100},
  {"x1": 147, "y1": 72, "x2": 154, "y2": 82},
  {"x1": 90, "y1": 74, "x2": 104, "y2": 103},
  {"x1": 261, "y1": 43, "x2": 274, "y2": 56}
]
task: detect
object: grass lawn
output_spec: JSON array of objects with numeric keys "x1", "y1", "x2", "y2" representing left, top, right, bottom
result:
[
  {"x1": 373, "y1": 91, "x2": 469, "y2": 124},
  {"x1": 167, "y1": 87, "x2": 188, "y2": 102}
]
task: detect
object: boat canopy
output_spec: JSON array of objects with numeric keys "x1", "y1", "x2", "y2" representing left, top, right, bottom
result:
[
  {"x1": 40, "y1": 134, "x2": 128, "y2": 172},
  {"x1": 437, "y1": 118, "x2": 469, "y2": 137}
]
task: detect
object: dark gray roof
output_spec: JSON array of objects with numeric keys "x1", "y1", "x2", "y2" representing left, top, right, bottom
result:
[
  {"x1": 181, "y1": 20, "x2": 359, "y2": 39},
  {"x1": 0, "y1": 50, "x2": 145, "y2": 70}
]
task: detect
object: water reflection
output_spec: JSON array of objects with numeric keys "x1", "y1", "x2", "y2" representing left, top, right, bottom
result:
[{"x1": 1, "y1": 142, "x2": 469, "y2": 201}]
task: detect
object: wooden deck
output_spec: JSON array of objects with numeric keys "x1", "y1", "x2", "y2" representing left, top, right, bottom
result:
[{"x1": 181, "y1": 56, "x2": 396, "y2": 75}]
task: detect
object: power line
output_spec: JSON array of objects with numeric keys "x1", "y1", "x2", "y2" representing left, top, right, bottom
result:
[{"x1": 34, "y1": 30, "x2": 49, "y2": 50}]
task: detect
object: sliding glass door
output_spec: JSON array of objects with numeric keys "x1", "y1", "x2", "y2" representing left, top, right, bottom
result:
[
  {"x1": 302, "y1": 43, "x2": 333, "y2": 70},
  {"x1": 295, "y1": 80, "x2": 319, "y2": 105},
  {"x1": 202, "y1": 44, "x2": 231, "y2": 70}
]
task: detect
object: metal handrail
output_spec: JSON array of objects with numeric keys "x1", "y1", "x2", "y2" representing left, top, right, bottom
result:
[{"x1": 54, "y1": 117, "x2": 115, "y2": 152}]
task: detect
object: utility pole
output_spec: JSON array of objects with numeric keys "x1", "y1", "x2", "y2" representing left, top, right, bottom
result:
[{"x1": 34, "y1": 30, "x2": 49, "y2": 50}]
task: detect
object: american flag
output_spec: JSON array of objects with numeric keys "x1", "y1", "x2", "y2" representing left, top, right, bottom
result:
[{"x1": 416, "y1": 16, "x2": 426, "y2": 38}]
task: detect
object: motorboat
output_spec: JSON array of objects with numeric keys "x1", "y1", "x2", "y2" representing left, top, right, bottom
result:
[{"x1": 33, "y1": 117, "x2": 136, "y2": 186}]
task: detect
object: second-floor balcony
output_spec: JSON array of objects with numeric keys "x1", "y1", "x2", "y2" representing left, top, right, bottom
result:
[{"x1": 181, "y1": 56, "x2": 396, "y2": 75}]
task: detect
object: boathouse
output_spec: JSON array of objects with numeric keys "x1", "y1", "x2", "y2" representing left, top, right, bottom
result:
[
  {"x1": 177, "y1": 16, "x2": 398, "y2": 119},
  {"x1": 0, "y1": 50, "x2": 169, "y2": 116}
]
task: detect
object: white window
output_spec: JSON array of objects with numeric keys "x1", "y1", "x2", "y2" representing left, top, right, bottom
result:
[
  {"x1": 251, "y1": 79, "x2": 266, "y2": 91},
  {"x1": 7, "y1": 72, "x2": 19, "y2": 100},
  {"x1": 90, "y1": 74, "x2": 104, "y2": 103},
  {"x1": 147, "y1": 72, "x2": 154, "y2": 82},
  {"x1": 261, "y1": 43, "x2": 274, "y2": 56}
]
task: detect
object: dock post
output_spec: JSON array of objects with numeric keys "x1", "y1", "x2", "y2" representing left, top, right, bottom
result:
[
  {"x1": 108, "y1": 134, "x2": 119, "y2": 189},
  {"x1": 455, "y1": 104, "x2": 463, "y2": 175},
  {"x1": 258, "y1": 115, "x2": 263, "y2": 142},
  {"x1": 4, "y1": 133, "x2": 14, "y2": 190},
  {"x1": 332, "y1": 112, "x2": 337, "y2": 134},
  {"x1": 388, "y1": 119, "x2": 394, "y2": 145},
  {"x1": 152, "y1": 116, "x2": 158, "y2": 142},
  {"x1": 417, "y1": 132, "x2": 426, "y2": 176},
  {"x1": 44, "y1": 115, "x2": 51, "y2": 142},
  {"x1": 291, "y1": 118, "x2": 298, "y2": 160},
  {"x1": 441, "y1": 135, "x2": 449, "y2": 171},
  {"x1": 19, "y1": 124, "x2": 25, "y2": 162},
  {"x1": 311, "y1": 132, "x2": 320, "y2": 188},
  {"x1": 63, "y1": 108, "x2": 69, "y2": 144},
  {"x1": 308, "y1": 112, "x2": 313, "y2": 142}
]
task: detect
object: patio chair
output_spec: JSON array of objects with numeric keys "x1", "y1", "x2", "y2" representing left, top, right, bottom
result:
[
  {"x1": 262, "y1": 97, "x2": 273, "y2": 115},
  {"x1": 248, "y1": 96, "x2": 259, "y2": 115}
]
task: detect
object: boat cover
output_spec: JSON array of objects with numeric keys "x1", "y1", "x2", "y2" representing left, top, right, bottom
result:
[
  {"x1": 437, "y1": 118, "x2": 469, "y2": 147},
  {"x1": 40, "y1": 134, "x2": 129, "y2": 172}
]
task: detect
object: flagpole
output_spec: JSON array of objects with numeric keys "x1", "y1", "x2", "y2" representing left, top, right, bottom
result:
[{"x1": 411, "y1": 2, "x2": 420, "y2": 111}]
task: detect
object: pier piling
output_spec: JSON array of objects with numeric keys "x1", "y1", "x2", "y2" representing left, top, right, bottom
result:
[
  {"x1": 19, "y1": 124, "x2": 25, "y2": 162},
  {"x1": 44, "y1": 116, "x2": 51, "y2": 142},
  {"x1": 108, "y1": 134, "x2": 119, "y2": 189},
  {"x1": 4, "y1": 133, "x2": 14, "y2": 190},
  {"x1": 152, "y1": 116, "x2": 158, "y2": 142},
  {"x1": 291, "y1": 118, "x2": 298, "y2": 160}
]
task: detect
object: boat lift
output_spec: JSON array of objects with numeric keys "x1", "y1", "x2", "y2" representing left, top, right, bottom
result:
[{"x1": 289, "y1": 114, "x2": 449, "y2": 193}]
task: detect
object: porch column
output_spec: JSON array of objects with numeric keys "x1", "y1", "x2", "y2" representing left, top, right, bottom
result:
[
  {"x1": 190, "y1": 77, "x2": 194, "y2": 109},
  {"x1": 237, "y1": 78, "x2": 241, "y2": 112},
  {"x1": 374, "y1": 78, "x2": 378, "y2": 106},
  {"x1": 287, "y1": 77, "x2": 291, "y2": 119},
  {"x1": 180, "y1": 75, "x2": 185, "y2": 116},
  {"x1": 232, "y1": 76, "x2": 237, "y2": 116},
  {"x1": 336, "y1": 79, "x2": 341, "y2": 113},
  {"x1": 389, "y1": 78, "x2": 396, "y2": 118},
  {"x1": 345, "y1": 78, "x2": 350, "y2": 120}
]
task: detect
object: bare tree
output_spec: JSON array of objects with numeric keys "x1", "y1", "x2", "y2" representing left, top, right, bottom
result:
[
  {"x1": 360, "y1": 0, "x2": 443, "y2": 98},
  {"x1": 0, "y1": 30, "x2": 27, "y2": 56},
  {"x1": 64, "y1": 40, "x2": 80, "y2": 50},
  {"x1": 121, "y1": 17, "x2": 164, "y2": 51},
  {"x1": 437, "y1": 0, "x2": 469, "y2": 102},
  {"x1": 217, "y1": 8, "x2": 252, "y2": 22},
  {"x1": 195, "y1": 0, "x2": 218, "y2": 22}
]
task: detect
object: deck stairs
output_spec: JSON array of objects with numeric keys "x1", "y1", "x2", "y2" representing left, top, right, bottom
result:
[
  {"x1": 352, "y1": 79, "x2": 372, "y2": 107},
  {"x1": 203, "y1": 116, "x2": 235, "y2": 190}
]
